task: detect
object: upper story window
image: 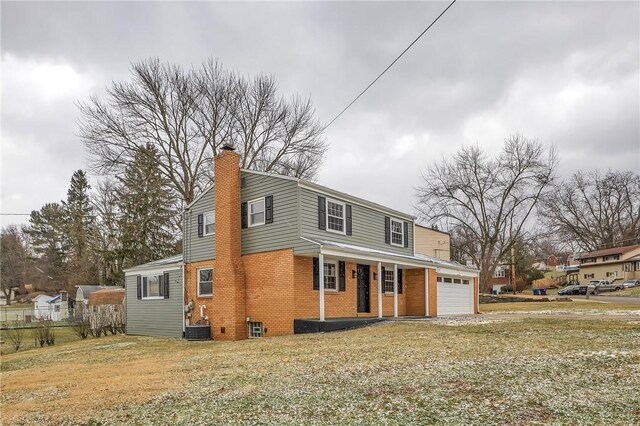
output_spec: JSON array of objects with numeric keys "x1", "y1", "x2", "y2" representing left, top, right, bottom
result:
[
  {"x1": 249, "y1": 198, "x2": 266, "y2": 227},
  {"x1": 198, "y1": 268, "x2": 213, "y2": 297},
  {"x1": 581, "y1": 258, "x2": 595, "y2": 264},
  {"x1": 390, "y1": 219, "x2": 404, "y2": 246},
  {"x1": 603, "y1": 255, "x2": 620, "y2": 261},
  {"x1": 324, "y1": 262, "x2": 338, "y2": 291},
  {"x1": 327, "y1": 199, "x2": 345, "y2": 234},
  {"x1": 204, "y1": 212, "x2": 215, "y2": 235},
  {"x1": 494, "y1": 269, "x2": 506, "y2": 278}
]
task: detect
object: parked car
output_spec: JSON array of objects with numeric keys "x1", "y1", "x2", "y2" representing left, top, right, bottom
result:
[
  {"x1": 558, "y1": 285, "x2": 581, "y2": 296},
  {"x1": 623, "y1": 279, "x2": 640, "y2": 289},
  {"x1": 586, "y1": 280, "x2": 623, "y2": 294}
]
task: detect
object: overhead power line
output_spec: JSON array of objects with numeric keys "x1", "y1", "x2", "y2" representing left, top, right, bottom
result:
[{"x1": 324, "y1": 0, "x2": 458, "y2": 131}]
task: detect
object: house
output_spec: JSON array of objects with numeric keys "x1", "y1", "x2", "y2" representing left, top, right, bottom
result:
[
  {"x1": 124, "y1": 146, "x2": 479, "y2": 341},
  {"x1": 575, "y1": 244, "x2": 640, "y2": 282},
  {"x1": 33, "y1": 291, "x2": 70, "y2": 321},
  {"x1": 414, "y1": 225, "x2": 450, "y2": 260},
  {"x1": 75, "y1": 285, "x2": 110, "y2": 306},
  {"x1": 0, "y1": 287, "x2": 18, "y2": 306},
  {"x1": 88, "y1": 288, "x2": 125, "y2": 332}
]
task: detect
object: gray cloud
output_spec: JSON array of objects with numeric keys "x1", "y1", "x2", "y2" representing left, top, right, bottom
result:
[{"x1": 2, "y1": 1, "x2": 638, "y2": 227}]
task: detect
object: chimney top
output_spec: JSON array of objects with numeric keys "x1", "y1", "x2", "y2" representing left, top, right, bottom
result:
[{"x1": 221, "y1": 144, "x2": 235, "y2": 152}]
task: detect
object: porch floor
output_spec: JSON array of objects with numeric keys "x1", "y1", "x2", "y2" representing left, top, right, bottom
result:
[{"x1": 293, "y1": 316, "x2": 431, "y2": 334}]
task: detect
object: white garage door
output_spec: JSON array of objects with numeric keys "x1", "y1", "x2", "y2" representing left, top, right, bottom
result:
[{"x1": 437, "y1": 277, "x2": 473, "y2": 315}]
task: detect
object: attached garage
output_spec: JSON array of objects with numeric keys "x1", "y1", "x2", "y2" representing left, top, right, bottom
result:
[{"x1": 437, "y1": 276, "x2": 474, "y2": 315}]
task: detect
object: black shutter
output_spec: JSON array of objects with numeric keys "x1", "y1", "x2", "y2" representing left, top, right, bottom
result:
[
  {"x1": 136, "y1": 276, "x2": 142, "y2": 300},
  {"x1": 384, "y1": 216, "x2": 391, "y2": 244},
  {"x1": 346, "y1": 205, "x2": 352, "y2": 236},
  {"x1": 265, "y1": 195, "x2": 273, "y2": 224},
  {"x1": 339, "y1": 261, "x2": 346, "y2": 291},
  {"x1": 398, "y1": 269, "x2": 403, "y2": 294},
  {"x1": 163, "y1": 272, "x2": 170, "y2": 299},
  {"x1": 318, "y1": 196, "x2": 326, "y2": 230},
  {"x1": 381, "y1": 267, "x2": 386, "y2": 293},
  {"x1": 197, "y1": 214, "x2": 204, "y2": 237},
  {"x1": 313, "y1": 257, "x2": 319, "y2": 290},
  {"x1": 241, "y1": 202, "x2": 248, "y2": 229},
  {"x1": 404, "y1": 222, "x2": 409, "y2": 248}
]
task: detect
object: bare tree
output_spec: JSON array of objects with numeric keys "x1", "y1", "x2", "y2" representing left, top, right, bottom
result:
[
  {"x1": 539, "y1": 170, "x2": 640, "y2": 252},
  {"x1": 1, "y1": 225, "x2": 28, "y2": 304},
  {"x1": 416, "y1": 135, "x2": 557, "y2": 291},
  {"x1": 78, "y1": 58, "x2": 326, "y2": 204}
]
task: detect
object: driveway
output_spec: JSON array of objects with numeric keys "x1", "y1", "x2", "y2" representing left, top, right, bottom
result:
[{"x1": 569, "y1": 295, "x2": 640, "y2": 305}]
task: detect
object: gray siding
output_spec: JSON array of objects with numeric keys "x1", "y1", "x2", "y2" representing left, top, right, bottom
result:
[
  {"x1": 296, "y1": 187, "x2": 414, "y2": 256},
  {"x1": 240, "y1": 172, "x2": 300, "y2": 255},
  {"x1": 125, "y1": 268, "x2": 183, "y2": 338},
  {"x1": 184, "y1": 186, "x2": 215, "y2": 262}
]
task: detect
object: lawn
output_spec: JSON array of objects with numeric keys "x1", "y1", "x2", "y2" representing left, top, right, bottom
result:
[
  {"x1": 479, "y1": 300, "x2": 640, "y2": 314},
  {"x1": 2, "y1": 318, "x2": 639, "y2": 425},
  {"x1": 0, "y1": 326, "x2": 83, "y2": 355},
  {"x1": 607, "y1": 286, "x2": 640, "y2": 298}
]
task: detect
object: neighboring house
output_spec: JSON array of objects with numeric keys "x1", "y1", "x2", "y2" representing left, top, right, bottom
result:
[
  {"x1": 488, "y1": 264, "x2": 510, "y2": 289},
  {"x1": 575, "y1": 244, "x2": 640, "y2": 282},
  {"x1": 532, "y1": 261, "x2": 549, "y2": 272},
  {"x1": 414, "y1": 225, "x2": 450, "y2": 260},
  {"x1": 88, "y1": 288, "x2": 125, "y2": 331},
  {"x1": 0, "y1": 287, "x2": 18, "y2": 306},
  {"x1": 33, "y1": 292, "x2": 70, "y2": 321},
  {"x1": 124, "y1": 146, "x2": 479, "y2": 341},
  {"x1": 75, "y1": 285, "x2": 110, "y2": 306}
]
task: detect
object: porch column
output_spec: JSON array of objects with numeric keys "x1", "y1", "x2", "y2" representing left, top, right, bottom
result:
[
  {"x1": 424, "y1": 268, "x2": 429, "y2": 317},
  {"x1": 377, "y1": 262, "x2": 383, "y2": 318},
  {"x1": 393, "y1": 263, "x2": 398, "y2": 318},
  {"x1": 319, "y1": 253, "x2": 325, "y2": 321}
]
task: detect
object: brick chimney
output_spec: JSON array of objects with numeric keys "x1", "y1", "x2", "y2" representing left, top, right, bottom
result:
[{"x1": 212, "y1": 145, "x2": 247, "y2": 340}]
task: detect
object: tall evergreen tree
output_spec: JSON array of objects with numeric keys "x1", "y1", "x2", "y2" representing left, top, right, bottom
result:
[
  {"x1": 116, "y1": 144, "x2": 178, "y2": 269},
  {"x1": 27, "y1": 202, "x2": 68, "y2": 289},
  {"x1": 62, "y1": 170, "x2": 98, "y2": 287}
]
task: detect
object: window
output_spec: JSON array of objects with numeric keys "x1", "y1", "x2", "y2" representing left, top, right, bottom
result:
[
  {"x1": 248, "y1": 198, "x2": 265, "y2": 227},
  {"x1": 142, "y1": 275, "x2": 163, "y2": 299},
  {"x1": 603, "y1": 255, "x2": 620, "y2": 261},
  {"x1": 624, "y1": 263, "x2": 634, "y2": 272},
  {"x1": 326, "y1": 200, "x2": 345, "y2": 233},
  {"x1": 390, "y1": 219, "x2": 404, "y2": 246},
  {"x1": 582, "y1": 258, "x2": 595, "y2": 264},
  {"x1": 636, "y1": 261, "x2": 640, "y2": 271},
  {"x1": 249, "y1": 322, "x2": 263, "y2": 338},
  {"x1": 54, "y1": 305, "x2": 61, "y2": 312},
  {"x1": 203, "y1": 212, "x2": 215, "y2": 235},
  {"x1": 453, "y1": 278, "x2": 462, "y2": 284},
  {"x1": 324, "y1": 262, "x2": 338, "y2": 291},
  {"x1": 198, "y1": 268, "x2": 213, "y2": 296},
  {"x1": 462, "y1": 279, "x2": 470, "y2": 285},
  {"x1": 584, "y1": 273, "x2": 594, "y2": 279},
  {"x1": 443, "y1": 277, "x2": 453, "y2": 283},
  {"x1": 384, "y1": 270, "x2": 395, "y2": 293},
  {"x1": 494, "y1": 269, "x2": 506, "y2": 278},
  {"x1": 606, "y1": 271, "x2": 617, "y2": 278},
  {"x1": 437, "y1": 277, "x2": 443, "y2": 283}
]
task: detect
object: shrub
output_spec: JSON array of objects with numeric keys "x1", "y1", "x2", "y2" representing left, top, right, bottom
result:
[
  {"x1": 5, "y1": 321, "x2": 26, "y2": 352},
  {"x1": 33, "y1": 319, "x2": 55, "y2": 347}
]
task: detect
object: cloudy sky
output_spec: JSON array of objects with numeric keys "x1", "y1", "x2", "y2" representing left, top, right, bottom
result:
[{"x1": 1, "y1": 1, "x2": 638, "y2": 228}]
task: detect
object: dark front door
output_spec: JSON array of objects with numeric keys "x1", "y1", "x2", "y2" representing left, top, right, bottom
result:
[{"x1": 357, "y1": 264, "x2": 370, "y2": 313}]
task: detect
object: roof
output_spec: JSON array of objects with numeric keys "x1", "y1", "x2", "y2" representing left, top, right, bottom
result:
[
  {"x1": 123, "y1": 254, "x2": 183, "y2": 273},
  {"x1": 302, "y1": 237, "x2": 478, "y2": 273},
  {"x1": 89, "y1": 288, "x2": 125, "y2": 305},
  {"x1": 186, "y1": 169, "x2": 416, "y2": 220},
  {"x1": 76, "y1": 285, "x2": 111, "y2": 300},
  {"x1": 575, "y1": 244, "x2": 640, "y2": 259},
  {"x1": 415, "y1": 223, "x2": 450, "y2": 235}
]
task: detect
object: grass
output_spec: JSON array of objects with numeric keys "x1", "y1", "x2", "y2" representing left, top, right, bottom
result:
[
  {"x1": 607, "y1": 286, "x2": 640, "y2": 298},
  {"x1": 2, "y1": 318, "x2": 640, "y2": 425}
]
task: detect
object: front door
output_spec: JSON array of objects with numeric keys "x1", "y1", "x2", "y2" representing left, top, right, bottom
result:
[{"x1": 357, "y1": 264, "x2": 370, "y2": 313}]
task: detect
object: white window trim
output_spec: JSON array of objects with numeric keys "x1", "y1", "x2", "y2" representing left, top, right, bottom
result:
[
  {"x1": 325, "y1": 198, "x2": 346, "y2": 235},
  {"x1": 390, "y1": 218, "x2": 404, "y2": 247},
  {"x1": 494, "y1": 269, "x2": 506, "y2": 278},
  {"x1": 323, "y1": 260, "x2": 339, "y2": 292},
  {"x1": 203, "y1": 211, "x2": 215, "y2": 236},
  {"x1": 197, "y1": 267, "x2": 213, "y2": 297},
  {"x1": 142, "y1": 275, "x2": 164, "y2": 300},
  {"x1": 383, "y1": 269, "x2": 395, "y2": 293},
  {"x1": 248, "y1": 197, "x2": 266, "y2": 228}
]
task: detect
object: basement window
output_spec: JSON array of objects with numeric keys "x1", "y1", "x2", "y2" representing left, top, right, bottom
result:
[{"x1": 248, "y1": 322, "x2": 263, "y2": 338}]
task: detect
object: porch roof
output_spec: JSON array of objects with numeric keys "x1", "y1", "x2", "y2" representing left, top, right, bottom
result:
[{"x1": 300, "y1": 237, "x2": 478, "y2": 275}]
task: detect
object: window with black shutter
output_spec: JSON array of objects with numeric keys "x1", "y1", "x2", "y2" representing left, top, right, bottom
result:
[
  {"x1": 398, "y1": 269, "x2": 403, "y2": 294},
  {"x1": 339, "y1": 261, "x2": 346, "y2": 291},
  {"x1": 241, "y1": 202, "x2": 248, "y2": 229},
  {"x1": 384, "y1": 217, "x2": 391, "y2": 244},
  {"x1": 136, "y1": 276, "x2": 142, "y2": 300},
  {"x1": 265, "y1": 195, "x2": 273, "y2": 224},
  {"x1": 163, "y1": 272, "x2": 170, "y2": 299},
  {"x1": 345, "y1": 205, "x2": 352, "y2": 236},
  {"x1": 197, "y1": 214, "x2": 204, "y2": 237},
  {"x1": 313, "y1": 257, "x2": 319, "y2": 290},
  {"x1": 404, "y1": 222, "x2": 409, "y2": 248}
]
